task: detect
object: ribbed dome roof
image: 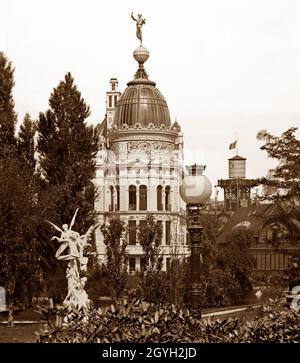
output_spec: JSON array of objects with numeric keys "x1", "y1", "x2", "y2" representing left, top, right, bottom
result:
[
  {"x1": 114, "y1": 46, "x2": 171, "y2": 128},
  {"x1": 114, "y1": 83, "x2": 171, "y2": 127}
]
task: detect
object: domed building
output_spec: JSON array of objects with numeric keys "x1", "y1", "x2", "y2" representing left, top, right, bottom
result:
[{"x1": 94, "y1": 43, "x2": 188, "y2": 272}]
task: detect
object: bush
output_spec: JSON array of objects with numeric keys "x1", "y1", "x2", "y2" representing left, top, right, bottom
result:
[
  {"x1": 85, "y1": 265, "x2": 113, "y2": 304},
  {"x1": 135, "y1": 271, "x2": 170, "y2": 305},
  {"x1": 37, "y1": 299, "x2": 300, "y2": 343}
]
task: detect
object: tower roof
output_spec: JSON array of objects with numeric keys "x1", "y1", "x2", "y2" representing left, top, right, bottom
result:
[
  {"x1": 228, "y1": 155, "x2": 247, "y2": 161},
  {"x1": 114, "y1": 46, "x2": 171, "y2": 128}
]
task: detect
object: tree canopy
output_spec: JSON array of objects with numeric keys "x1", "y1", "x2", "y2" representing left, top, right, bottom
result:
[
  {"x1": 0, "y1": 52, "x2": 17, "y2": 156},
  {"x1": 36, "y1": 72, "x2": 99, "y2": 232},
  {"x1": 257, "y1": 127, "x2": 300, "y2": 204},
  {"x1": 217, "y1": 229, "x2": 256, "y2": 294},
  {"x1": 137, "y1": 214, "x2": 163, "y2": 271},
  {"x1": 101, "y1": 218, "x2": 128, "y2": 301}
]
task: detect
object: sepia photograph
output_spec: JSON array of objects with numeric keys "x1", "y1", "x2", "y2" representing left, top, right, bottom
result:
[{"x1": 0, "y1": 0, "x2": 300, "y2": 352}]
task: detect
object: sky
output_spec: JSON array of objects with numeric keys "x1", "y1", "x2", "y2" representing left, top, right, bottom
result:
[{"x1": 1, "y1": 0, "x2": 300, "y2": 198}]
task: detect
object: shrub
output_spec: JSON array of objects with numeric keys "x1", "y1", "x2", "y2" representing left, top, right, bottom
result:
[
  {"x1": 37, "y1": 299, "x2": 300, "y2": 343},
  {"x1": 135, "y1": 271, "x2": 170, "y2": 305}
]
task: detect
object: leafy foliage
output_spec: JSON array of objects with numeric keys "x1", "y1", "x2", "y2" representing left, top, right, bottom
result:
[
  {"x1": 0, "y1": 52, "x2": 17, "y2": 157},
  {"x1": 17, "y1": 113, "x2": 36, "y2": 169},
  {"x1": 0, "y1": 156, "x2": 59, "y2": 301},
  {"x1": 137, "y1": 214, "x2": 162, "y2": 271},
  {"x1": 136, "y1": 271, "x2": 170, "y2": 305},
  {"x1": 101, "y1": 218, "x2": 128, "y2": 301},
  {"x1": 37, "y1": 299, "x2": 300, "y2": 343},
  {"x1": 36, "y1": 72, "x2": 98, "y2": 233},
  {"x1": 217, "y1": 229, "x2": 256, "y2": 295},
  {"x1": 166, "y1": 255, "x2": 190, "y2": 306},
  {"x1": 0, "y1": 53, "x2": 59, "y2": 302},
  {"x1": 257, "y1": 127, "x2": 300, "y2": 203}
]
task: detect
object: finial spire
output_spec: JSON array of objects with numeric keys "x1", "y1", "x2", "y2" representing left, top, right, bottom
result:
[{"x1": 128, "y1": 13, "x2": 155, "y2": 85}]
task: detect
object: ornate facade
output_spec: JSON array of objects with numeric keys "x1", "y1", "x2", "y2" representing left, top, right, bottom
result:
[{"x1": 94, "y1": 45, "x2": 188, "y2": 272}]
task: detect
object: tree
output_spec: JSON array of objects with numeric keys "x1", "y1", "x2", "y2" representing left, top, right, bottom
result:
[
  {"x1": 137, "y1": 214, "x2": 163, "y2": 271},
  {"x1": 100, "y1": 218, "x2": 128, "y2": 302},
  {"x1": 257, "y1": 127, "x2": 300, "y2": 204},
  {"x1": 0, "y1": 54, "x2": 60, "y2": 303},
  {"x1": 36, "y1": 72, "x2": 99, "y2": 232},
  {"x1": 135, "y1": 215, "x2": 165, "y2": 304},
  {"x1": 166, "y1": 243, "x2": 189, "y2": 306},
  {"x1": 18, "y1": 113, "x2": 36, "y2": 169},
  {"x1": 0, "y1": 52, "x2": 17, "y2": 157},
  {"x1": 217, "y1": 229, "x2": 256, "y2": 295},
  {"x1": 0, "y1": 156, "x2": 59, "y2": 302}
]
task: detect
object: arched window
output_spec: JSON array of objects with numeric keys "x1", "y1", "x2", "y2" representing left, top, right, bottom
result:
[
  {"x1": 165, "y1": 186, "x2": 171, "y2": 211},
  {"x1": 109, "y1": 186, "x2": 114, "y2": 212},
  {"x1": 139, "y1": 185, "x2": 147, "y2": 211},
  {"x1": 129, "y1": 185, "x2": 136, "y2": 210},
  {"x1": 116, "y1": 185, "x2": 120, "y2": 211},
  {"x1": 157, "y1": 185, "x2": 163, "y2": 211}
]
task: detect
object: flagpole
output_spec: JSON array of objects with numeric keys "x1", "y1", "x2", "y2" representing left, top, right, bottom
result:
[{"x1": 234, "y1": 131, "x2": 238, "y2": 156}]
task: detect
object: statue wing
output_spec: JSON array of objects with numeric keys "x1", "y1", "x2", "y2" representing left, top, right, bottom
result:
[
  {"x1": 82, "y1": 223, "x2": 100, "y2": 242},
  {"x1": 45, "y1": 220, "x2": 63, "y2": 233},
  {"x1": 69, "y1": 208, "x2": 79, "y2": 230}
]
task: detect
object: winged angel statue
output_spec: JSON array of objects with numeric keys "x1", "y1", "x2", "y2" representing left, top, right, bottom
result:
[{"x1": 46, "y1": 209, "x2": 98, "y2": 311}]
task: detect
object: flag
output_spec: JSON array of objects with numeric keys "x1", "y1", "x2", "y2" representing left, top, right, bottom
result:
[{"x1": 229, "y1": 141, "x2": 237, "y2": 150}]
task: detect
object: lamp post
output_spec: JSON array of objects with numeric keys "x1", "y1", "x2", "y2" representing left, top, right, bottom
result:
[{"x1": 179, "y1": 164, "x2": 212, "y2": 317}]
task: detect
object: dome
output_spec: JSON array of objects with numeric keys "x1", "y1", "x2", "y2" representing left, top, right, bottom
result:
[
  {"x1": 114, "y1": 83, "x2": 171, "y2": 127},
  {"x1": 114, "y1": 45, "x2": 171, "y2": 128}
]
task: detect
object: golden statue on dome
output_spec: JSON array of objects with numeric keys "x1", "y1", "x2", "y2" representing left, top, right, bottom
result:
[{"x1": 131, "y1": 12, "x2": 146, "y2": 45}]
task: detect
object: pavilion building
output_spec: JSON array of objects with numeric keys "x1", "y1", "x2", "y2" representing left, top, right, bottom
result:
[{"x1": 94, "y1": 44, "x2": 188, "y2": 272}]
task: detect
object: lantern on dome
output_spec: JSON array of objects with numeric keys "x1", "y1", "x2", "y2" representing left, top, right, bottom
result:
[{"x1": 179, "y1": 164, "x2": 212, "y2": 317}]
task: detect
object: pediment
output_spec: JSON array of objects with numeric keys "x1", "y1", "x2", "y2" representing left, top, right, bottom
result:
[{"x1": 127, "y1": 158, "x2": 149, "y2": 170}]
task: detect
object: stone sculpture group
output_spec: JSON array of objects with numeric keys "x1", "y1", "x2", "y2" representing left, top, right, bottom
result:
[{"x1": 47, "y1": 209, "x2": 97, "y2": 312}]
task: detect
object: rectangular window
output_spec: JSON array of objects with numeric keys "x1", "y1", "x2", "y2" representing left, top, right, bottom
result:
[
  {"x1": 252, "y1": 255, "x2": 257, "y2": 270},
  {"x1": 265, "y1": 254, "x2": 271, "y2": 270},
  {"x1": 128, "y1": 220, "x2": 136, "y2": 245},
  {"x1": 114, "y1": 95, "x2": 118, "y2": 106},
  {"x1": 283, "y1": 254, "x2": 289, "y2": 270},
  {"x1": 274, "y1": 253, "x2": 279, "y2": 270},
  {"x1": 279, "y1": 254, "x2": 284, "y2": 270},
  {"x1": 140, "y1": 257, "x2": 146, "y2": 272},
  {"x1": 166, "y1": 257, "x2": 171, "y2": 271},
  {"x1": 129, "y1": 258, "x2": 136, "y2": 273},
  {"x1": 165, "y1": 221, "x2": 171, "y2": 245},
  {"x1": 256, "y1": 255, "x2": 260, "y2": 270},
  {"x1": 138, "y1": 220, "x2": 146, "y2": 245},
  {"x1": 115, "y1": 186, "x2": 120, "y2": 211},
  {"x1": 271, "y1": 254, "x2": 276, "y2": 270},
  {"x1": 186, "y1": 232, "x2": 190, "y2": 245},
  {"x1": 259, "y1": 254, "x2": 265, "y2": 270},
  {"x1": 157, "y1": 221, "x2": 163, "y2": 245},
  {"x1": 109, "y1": 95, "x2": 112, "y2": 108}
]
